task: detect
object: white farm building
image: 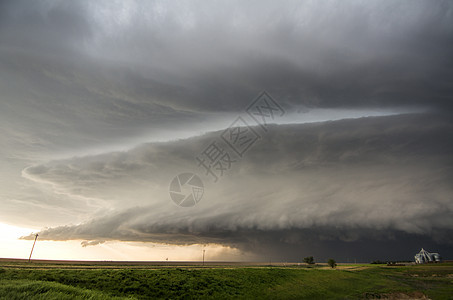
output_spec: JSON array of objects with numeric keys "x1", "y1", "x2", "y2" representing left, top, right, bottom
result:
[{"x1": 414, "y1": 248, "x2": 442, "y2": 264}]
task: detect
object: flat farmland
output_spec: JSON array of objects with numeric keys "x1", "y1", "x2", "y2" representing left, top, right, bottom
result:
[{"x1": 0, "y1": 259, "x2": 452, "y2": 299}]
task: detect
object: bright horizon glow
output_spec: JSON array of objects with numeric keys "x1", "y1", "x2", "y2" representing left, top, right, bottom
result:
[{"x1": 0, "y1": 222, "x2": 255, "y2": 261}]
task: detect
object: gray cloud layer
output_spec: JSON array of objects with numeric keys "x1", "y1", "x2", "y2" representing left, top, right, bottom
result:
[
  {"x1": 22, "y1": 114, "x2": 453, "y2": 261},
  {"x1": 1, "y1": 0, "x2": 452, "y2": 114}
]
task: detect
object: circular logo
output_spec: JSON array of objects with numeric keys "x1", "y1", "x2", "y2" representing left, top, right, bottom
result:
[{"x1": 169, "y1": 173, "x2": 204, "y2": 207}]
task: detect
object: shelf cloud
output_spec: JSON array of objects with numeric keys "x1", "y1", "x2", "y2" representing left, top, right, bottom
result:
[
  {"x1": 1, "y1": 0, "x2": 452, "y2": 261},
  {"x1": 22, "y1": 114, "x2": 453, "y2": 260}
]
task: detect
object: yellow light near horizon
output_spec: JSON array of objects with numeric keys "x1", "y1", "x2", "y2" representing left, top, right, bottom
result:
[
  {"x1": 0, "y1": 222, "x2": 37, "y2": 240},
  {"x1": 0, "y1": 222, "x2": 253, "y2": 261},
  {"x1": 0, "y1": 222, "x2": 38, "y2": 259}
]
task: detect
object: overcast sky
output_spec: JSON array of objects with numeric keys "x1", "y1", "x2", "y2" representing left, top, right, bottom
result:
[{"x1": 1, "y1": 0, "x2": 452, "y2": 262}]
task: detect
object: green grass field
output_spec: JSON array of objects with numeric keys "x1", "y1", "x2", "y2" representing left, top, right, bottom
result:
[{"x1": 0, "y1": 261, "x2": 452, "y2": 299}]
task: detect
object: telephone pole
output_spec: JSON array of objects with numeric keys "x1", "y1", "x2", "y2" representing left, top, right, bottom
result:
[
  {"x1": 202, "y1": 249, "x2": 205, "y2": 266},
  {"x1": 28, "y1": 234, "x2": 39, "y2": 263}
]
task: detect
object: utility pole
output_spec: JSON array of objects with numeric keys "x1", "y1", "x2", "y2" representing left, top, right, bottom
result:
[
  {"x1": 28, "y1": 234, "x2": 38, "y2": 263},
  {"x1": 202, "y1": 249, "x2": 205, "y2": 267}
]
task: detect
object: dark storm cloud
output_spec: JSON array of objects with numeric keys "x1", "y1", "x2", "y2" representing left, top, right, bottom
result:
[
  {"x1": 2, "y1": 0, "x2": 453, "y2": 260},
  {"x1": 0, "y1": 0, "x2": 93, "y2": 58},
  {"x1": 22, "y1": 114, "x2": 453, "y2": 260},
  {"x1": 1, "y1": 0, "x2": 452, "y2": 113}
]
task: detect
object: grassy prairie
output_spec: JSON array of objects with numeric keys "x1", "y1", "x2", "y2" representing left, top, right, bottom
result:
[{"x1": 0, "y1": 261, "x2": 452, "y2": 299}]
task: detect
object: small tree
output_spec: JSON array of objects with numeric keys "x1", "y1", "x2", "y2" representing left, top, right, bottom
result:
[
  {"x1": 327, "y1": 258, "x2": 336, "y2": 268},
  {"x1": 303, "y1": 256, "x2": 314, "y2": 264}
]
